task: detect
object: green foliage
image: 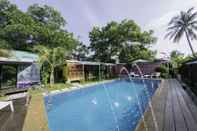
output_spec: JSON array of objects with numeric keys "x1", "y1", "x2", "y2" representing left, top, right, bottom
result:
[
  {"x1": 63, "y1": 63, "x2": 68, "y2": 82},
  {"x1": 170, "y1": 50, "x2": 185, "y2": 68},
  {"x1": 27, "y1": 4, "x2": 65, "y2": 30},
  {"x1": 89, "y1": 19, "x2": 156, "y2": 63},
  {"x1": 166, "y1": 7, "x2": 197, "y2": 56},
  {"x1": 119, "y1": 44, "x2": 156, "y2": 63},
  {"x1": 155, "y1": 65, "x2": 169, "y2": 78},
  {"x1": 34, "y1": 45, "x2": 66, "y2": 85},
  {"x1": 72, "y1": 42, "x2": 89, "y2": 60},
  {"x1": 0, "y1": 0, "x2": 77, "y2": 51}
]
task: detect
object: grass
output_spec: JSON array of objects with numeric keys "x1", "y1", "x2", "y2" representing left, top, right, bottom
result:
[
  {"x1": 46, "y1": 83, "x2": 72, "y2": 91},
  {"x1": 80, "y1": 78, "x2": 118, "y2": 85},
  {"x1": 0, "y1": 96, "x2": 6, "y2": 100},
  {"x1": 28, "y1": 83, "x2": 73, "y2": 96}
]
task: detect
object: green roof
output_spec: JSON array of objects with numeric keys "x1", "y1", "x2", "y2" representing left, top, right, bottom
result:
[{"x1": 0, "y1": 50, "x2": 38, "y2": 63}]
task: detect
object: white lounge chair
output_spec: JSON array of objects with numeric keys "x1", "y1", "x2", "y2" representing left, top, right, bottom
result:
[
  {"x1": 129, "y1": 72, "x2": 140, "y2": 77},
  {"x1": 7, "y1": 92, "x2": 30, "y2": 106},
  {"x1": 8, "y1": 92, "x2": 28, "y2": 100},
  {"x1": 0, "y1": 101, "x2": 14, "y2": 112},
  {"x1": 143, "y1": 74, "x2": 151, "y2": 78},
  {"x1": 151, "y1": 72, "x2": 161, "y2": 78}
]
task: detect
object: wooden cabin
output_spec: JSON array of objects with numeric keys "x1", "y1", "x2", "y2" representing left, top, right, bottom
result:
[
  {"x1": 0, "y1": 50, "x2": 40, "y2": 91},
  {"x1": 66, "y1": 60, "x2": 117, "y2": 82}
]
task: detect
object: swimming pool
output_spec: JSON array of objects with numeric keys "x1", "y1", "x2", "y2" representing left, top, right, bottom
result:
[{"x1": 44, "y1": 79, "x2": 161, "y2": 131}]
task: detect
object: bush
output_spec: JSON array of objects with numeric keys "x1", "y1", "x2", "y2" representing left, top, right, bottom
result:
[{"x1": 155, "y1": 65, "x2": 169, "y2": 78}]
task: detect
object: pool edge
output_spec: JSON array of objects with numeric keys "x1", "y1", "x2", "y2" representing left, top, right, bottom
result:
[{"x1": 135, "y1": 79, "x2": 164, "y2": 131}]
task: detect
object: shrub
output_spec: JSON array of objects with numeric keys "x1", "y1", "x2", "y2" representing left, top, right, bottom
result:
[{"x1": 155, "y1": 65, "x2": 169, "y2": 78}]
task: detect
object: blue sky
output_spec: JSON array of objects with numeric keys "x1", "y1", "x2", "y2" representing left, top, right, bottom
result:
[{"x1": 10, "y1": 0, "x2": 197, "y2": 58}]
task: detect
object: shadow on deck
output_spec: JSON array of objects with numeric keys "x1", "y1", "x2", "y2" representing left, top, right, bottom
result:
[
  {"x1": 0, "y1": 98, "x2": 27, "y2": 131},
  {"x1": 136, "y1": 79, "x2": 197, "y2": 131}
]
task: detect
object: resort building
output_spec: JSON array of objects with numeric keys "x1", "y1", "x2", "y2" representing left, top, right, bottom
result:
[
  {"x1": 131, "y1": 59, "x2": 171, "y2": 75},
  {"x1": 66, "y1": 60, "x2": 117, "y2": 82},
  {"x1": 0, "y1": 50, "x2": 40, "y2": 91},
  {"x1": 180, "y1": 60, "x2": 197, "y2": 86}
]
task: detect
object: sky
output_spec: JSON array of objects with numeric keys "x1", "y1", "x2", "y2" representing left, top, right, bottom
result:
[{"x1": 9, "y1": 0, "x2": 197, "y2": 58}]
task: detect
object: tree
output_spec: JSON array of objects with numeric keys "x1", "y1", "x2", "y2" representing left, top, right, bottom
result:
[
  {"x1": 0, "y1": 0, "x2": 37, "y2": 51},
  {"x1": 0, "y1": 0, "x2": 77, "y2": 51},
  {"x1": 89, "y1": 19, "x2": 156, "y2": 63},
  {"x1": 27, "y1": 4, "x2": 65, "y2": 30},
  {"x1": 170, "y1": 50, "x2": 185, "y2": 68},
  {"x1": 166, "y1": 7, "x2": 197, "y2": 57},
  {"x1": 119, "y1": 44, "x2": 156, "y2": 63},
  {"x1": 34, "y1": 45, "x2": 66, "y2": 85},
  {"x1": 72, "y1": 42, "x2": 89, "y2": 60}
]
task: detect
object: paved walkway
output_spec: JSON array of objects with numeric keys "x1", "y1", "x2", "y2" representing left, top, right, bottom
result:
[{"x1": 136, "y1": 79, "x2": 197, "y2": 131}]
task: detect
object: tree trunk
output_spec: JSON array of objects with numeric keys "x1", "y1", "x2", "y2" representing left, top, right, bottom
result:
[
  {"x1": 185, "y1": 30, "x2": 196, "y2": 57},
  {"x1": 50, "y1": 68, "x2": 54, "y2": 85}
]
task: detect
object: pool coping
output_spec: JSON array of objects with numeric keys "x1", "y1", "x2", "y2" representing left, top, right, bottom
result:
[
  {"x1": 42, "y1": 79, "x2": 119, "y2": 96},
  {"x1": 43, "y1": 78, "x2": 162, "y2": 97}
]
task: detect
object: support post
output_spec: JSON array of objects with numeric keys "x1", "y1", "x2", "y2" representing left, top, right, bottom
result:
[
  {"x1": 15, "y1": 65, "x2": 18, "y2": 88},
  {"x1": 83, "y1": 64, "x2": 85, "y2": 81},
  {"x1": 99, "y1": 64, "x2": 101, "y2": 81},
  {"x1": 0, "y1": 65, "x2": 2, "y2": 89}
]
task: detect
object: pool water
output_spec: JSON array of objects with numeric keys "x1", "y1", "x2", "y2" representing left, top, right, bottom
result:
[{"x1": 44, "y1": 79, "x2": 161, "y2": 131}]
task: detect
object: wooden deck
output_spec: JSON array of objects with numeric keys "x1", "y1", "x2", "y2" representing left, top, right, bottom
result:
[
  {"x1": 0, "y1": 98, "x2": 27, "y2": 131},
  {"x1": 136, "y1": 79, "x2": 197, "y2": 131}
]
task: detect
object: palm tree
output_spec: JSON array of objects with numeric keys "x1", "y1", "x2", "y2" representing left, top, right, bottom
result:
[
  {"x1": 34, "y1": 45, "x2": 66, "y2": 85},
  {"x1": 166, "y1": 7, "x2": 197, "y2": 57}
]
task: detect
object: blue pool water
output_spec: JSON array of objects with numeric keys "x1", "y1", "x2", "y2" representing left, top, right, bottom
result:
[{"x1": 44, "y1": 79, "x2": 161, "y2": 131}]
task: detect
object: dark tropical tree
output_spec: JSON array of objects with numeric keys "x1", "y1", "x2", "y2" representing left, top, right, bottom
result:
[
  {"x1": 89, "y1": 19, "x2": 156, "y2": 63},
  {"x1": 72, "y1": 42, "x2": 89, "y2": 60},
  {"x1": 27, "y1": 4, "x2": 65, "y2": 30},
  {"x1": 166, "y1": 7, "x2": 197, "y2": 56},
  {"x1": 0, "y1": 0, "x2": 77, "y2": 51}
]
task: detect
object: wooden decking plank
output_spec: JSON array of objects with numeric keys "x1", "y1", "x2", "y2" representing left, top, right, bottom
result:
[
  {"x1": 173, "y1": 80, "x2": 197, "y2": 131},
  {"x1": 175, "y1": 80, "x2": 197, "y2": 123},
  {"x1": 135, "y1": 80, "x2": 168, "y2": 131},
  {"x1": 155, "y1": 80, "x2": 168, "y2": 131},
  {"x1": 146, "y1": 80, "x2": 168, "y2": 131},
  {"x1": 136, "y1": 79, "x2": 197, "y2": 131},
  {"x1": 163, "y1": 80, "x2": 175, "y2": 131},
  {"x1": 169, "y1": 79, "x2": 187, "y2": 131}
]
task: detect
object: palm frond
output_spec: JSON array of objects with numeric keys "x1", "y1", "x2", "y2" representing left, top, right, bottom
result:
[
  {"x1": 187, "y1": 28, "x2": 197, "y2": 40},
  {"x1": 173, "y1": 27, "x2": 184, "y2": 42},
  {"x1": 187, "y1": 7, "x2": 195, "y2": 14}
]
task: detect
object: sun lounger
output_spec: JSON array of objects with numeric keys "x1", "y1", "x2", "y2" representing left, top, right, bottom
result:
[
  {"x1": 151, "y1": 72, "x2": 161, "y2": 78},
  {"x1": 7, "y1": 92, "x2": 30, "y2": 106},
  {"x1": 0, "y1": 101, "x2": 14, "y2": 112},
  {"x1": 143, "y1": 74, "x2": 151, "y2": 78},
  {"x1": 8, "y1": 92, "x2": 28, "y2": 100},
  {"x1": 129, "y1": 72, "x2": 140, "y2": 77}
]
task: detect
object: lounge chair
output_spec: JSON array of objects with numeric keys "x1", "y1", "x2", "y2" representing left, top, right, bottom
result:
[
  {"x1": 151, "y1": 72, "x2": 161, "y2": 78},
  {"x1": 7, "y1": 92, "x2": 30, "y2": 106},
  {"x1": 129, "y1": 72, "x2": 140, "y2": 77},
  {"x1": 0, "y1": 101, "x2": 14, "y2": 112},
  {"x1": 143, "y1": 74, "x2": 151, "y2": 78}
]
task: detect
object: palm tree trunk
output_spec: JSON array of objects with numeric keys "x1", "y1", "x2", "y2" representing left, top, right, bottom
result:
[
  {"x1": 185, "y1": 30, "x2": 196, "y2": 57},
  {"x1": 50, "y1": 68, "x2": 54, "y2": 85}
]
